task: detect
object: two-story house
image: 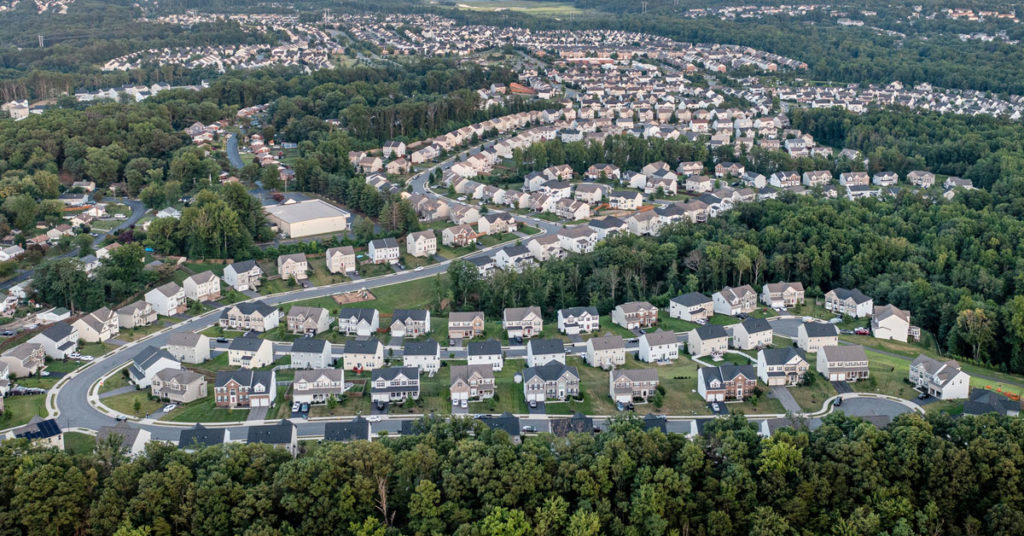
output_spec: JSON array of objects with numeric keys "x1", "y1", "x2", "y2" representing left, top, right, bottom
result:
[
  {"x1": 467, "y1": 339, "x2": 503, "y2": 371},
  {"x1": 448, "y1": 311, "x2": 485, "y2": 339},
  {"x1": 0, "y1": 343, "x2": 45, "y2": 377},
  {"x1": 526, "y1": 338, "x2": 566, "y2": 367},
  {"x1": 824, "y1": 288, "x2": 873, "y2": 318},
  {"x1": 871, "y1": 304, "x2": 911, "y2": 343},
  {"x1": 292, "y1": 369, "x2": 345, "y2": 405},
  {"x1": 28, "y1": 322, "x2": 78, "y2": 359},
  {"x1": 343, "y1": 338, "x2": 384, "y2": 371},
  {"x1": 370, "y1": 366, "x2": 420, "y2": 403},
  {"x1": 757, "y1": 347, "x2": 809, "y2": 386},
  {"x1": 128, "y1": 346, "x2": 180, "y2": 388},
  {"x1": 609, "y1": 369, "x2": 659, "y2": 404},
  {"x1": 165, "y1": 331, "x2": 210, "y2": 364},
  {"x1": 523, "y1": 362, "x2": 580, "y2": 402},
  {"x1": 503, "y1": 306, "x2": 543, "y2": 339},
  {"x1": 797, "y1": 322, "x2": 839, "y2": 353},
  {"x1": 183, "y1": 271, "x2": 221, "y2": 302},
  {"x1": 326, "y1": 246, "x2": 357, "y2": 274},
  {"x1": 638, "y1": 330, "x2": 679, "y2": 363},
  {"x1": 223, "y1": 260, "x2": 263, "y2": 292},
  {"x1": 390, "y1": 309, "x2": 430, "y2": 337},
  {"x1": 669, "y1": 292, "x2": 714, "y2": 322},
  {"x1": 406, "y1": 230, "x2": 437, "y2": 258},
  {"x1": 219, "y1": 301, "x2": 280, "y2": 332},
  {"x1": 117, "y1": 301, "x2": 157, "y2": 330},
  {"x1": 286, "y1": 306, "x2": 331, "y2": 335},
  {"x1": 556, "y1": 307, "x2": 599, "y2": 335},
  {"x1": 713, "y1": 285, "x2": 758, "y2": 316},
  {"x1": 151, "y1": 369, "x2": 207, "y2": 404},
  {"x1": 368, "y1": 237, "x2": 400, "y2": 264},
  {"x1": 731, "y1": 318, "x2": 773, "y2": 350},
  {"x1": 145, "y1": 282, "x2": 187, "y2": 317},
  {"x1": 909, "y1": 355, "x2": 970, "y2": 399},
  {"x1": 403, "y1": 340, "x2": 441, "y2": 375},
  {"x1": 817, "y1": 345, "x2": 869, "y2": 382},
  {"x1": 688, "y1": 324, "x2": 729, "y2": 357},
  {"x1": 73, "y1": 307, "x2": 119, "y2": 343},
  {"x1": 698, "y1": 365, "x2": 757, "y2": 401},
  {"x1": 290, "y1": 337, "x2": 333, "y2": 369},
  {"x1": 228, "y1": 336, "x2": 273, "y2": 369},
  {"x1": 277, "y1": 253, "x2": 309, "y2": 281},
  {"x1": 611, "y1": 301, "x2": 658, "y2": 330},
  {"x1": 585, "y1": 334, "x2": 626, "y2": 369},
  {"x1": 760, "y1": 282, "x2": 805, "y2": 309},
  {"x1": 214, "y1": 369, "x2": 276, "y2": 408},
  {"x1": 337, "y1": 308, "x2": 379, "y2": 337}
]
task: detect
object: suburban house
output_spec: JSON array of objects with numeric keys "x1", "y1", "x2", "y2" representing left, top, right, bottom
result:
[
  {"x1": 289, "y1": 337, "x2": 332, "y2": 369},
  {"x1": 797, "y1": 322, "x2": 839, "y2": 353},
  {"x1": 97, "y1": 424, "x2": 151, "y2": 458},
  {"x1": 523, "y1": 362, "x2": 580, "y2": 402},
  {"x1": 183, "y1": 271, "x2": 221, "y2": 302},
  {"x1": 29, "y1": 322, "x2": 78, "y2": 359},
  {"x1": 449, "y1": 364, "x2": 496, "y2": 402},
  {"x1": 713, "y1": 285, "x2": 758, "y2": 315},
  {"x1": 685, "y1": 175, "x2": 713, "y2": 193},
  {"x1": 558, "y1": 226, "x2": 599, "y2": 254},
  {"x1": 526, "y1": 338, "x2": 566, "y2": 367},
  {"x1": 670, "y1": 292, "x2": 714, "y2": 322},
  {"x1": 756, "y1": 347, "x2": 809, "y2": 386},
  {"x1": 286, "y1": 306, "x2": 332, "y2": 335},
  {"x1": 611, "y1": 301, "x2": 658, "y2": 330},
  {"x1": 688, "y1": 324, "x2": 729, "y2": 358},
  {"x1": 326, "y1": 246, "x2": 357, "y2": 274},
  {"x1": 128, "y1": 346, "x2": 180, "y2": 388},
  {"x1": 626, "y1": 210, "x2": 660, "y2": 236},
  {"x1": 214, "y1": 369, "x2": 276, "y2": 408},
  {"x1": 824, "y1": 288, "x2": 874, "y2": 318},
  {"x1": 5, "y1": 418, "x2": 63, "y2": 450},
  {"x1": 73, "y1": 307, "x2": 119, "y2": 343},
  {"x1": 442, "y1": 225, "x2": 477, "y2": 247},
  {"x1": 467, "y1": 339, "x2": 503, "y2": 371},
  {"x1": 609, "y1": 369, "x2": 659, "y2": 404},
  {"x1": 816, "y1": 345, "x2": 870, "y2": 382},
  {"x1": 557, "y1": 306, "x2": 600, "y2": 335},
  {"x1": 323, "y1": 417, "x2": 371, "y2": 442},
  {"x1": 493, "y1": 245, "x2": 534, "y2": 272},
  {"x1": 390, "y1": 309, "x2": 431, "y2": 337},
  {"x1": 503, "y1": 306, "x2": 543, "y2": 339},
  {"x1": 477, "y1": 213, "x2": 517, "y2": 235},
  {"x1": 760, "y1": 282, "x2": 805, "y2": 309},
  {"x1": 343, "y1": 338, "x2": 384, "y2": 371},
  {"x1": 370, "y1": 366, "x2": 421, "y2": 403},
  {"x1": 228, "y1": 336, "x2": 273, "y2": 369},
  {"x1": 368, "y1": 237, "x2": 401, "y2": 264},
  {"x1": 403, "y1": 340, "x2": 441, "y2": 375},
  {"x1": 448, "y1": 311, "x2": 485, "y2": 339},
  {"x1": 178, "y1": 424, "x2": 230, "y2": 449},
  {"x1": 839, "y1": 172, "x2": 869, "y2": 187},
  {"x1": 963, "y1": 390, "x2": 1020, "y2": 417},
  {"x1": 872, "y1": 304, "x2": 911, "y2": 342},
  {"x1": 292, "y1": 369, "x2": 345, "y2": 405},
  {"x1": 337, "y1": 308, "x2": 379, "y2": 336},
  {"x1": 223, "y1": 260, "x2": 263, "y2": 292},
  {"x1": 219, "y1": 301, "x2": 280, "y2": 332},
  {"x1": 145, "y1": 282, "x2": 187, "y2": 317},
  {"x1": 0, "y1": 343, "x2": 45, "y2": 377},
  {"x1": 165, "y1": 331, "x2": 210, "y2": 364},
  {"x1": 277, "y1": 253, "x2": 309, "y2": 281},
  {"x1": 117, "y1": 301, "x2": 157, "y2": 330},
  {"x1": 527, "y1": 234, "x2": 563, "y2": 262},
  {"x1": 909, "y1": 355, "x2": 970, "y2": 400},
  {"x1": 151, "y1": 369, "x2": 207, "y2": 404},
  {"x1": 608, "y1": 190, "x2": 643, "y2": 210},
  {"x1": 585, "y1": 334, "x2": 626, "y2": 369},
  {"x1": 908, "y1": 170, "x2": 936, "y2": 188},
  {"x1": 698, "y1": 365, "x2": 757, "y2": 401},
  {"x1": 639, "y1": 330, "x2": 679, "y2": 363},
  {"x1": 731, "y1": 318, "x2": 774, "y2": 350},
  {"x1": 247, "y1": 421, "x2": 298, "y2": 456},
  {"x1": 406, "y1": 230, "x2": 437, "y2": 258}
]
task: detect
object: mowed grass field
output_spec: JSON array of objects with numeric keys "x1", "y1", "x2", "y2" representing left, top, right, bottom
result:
[{"x1": 455, "y1": 0, "x2": 586, "y2": 16}]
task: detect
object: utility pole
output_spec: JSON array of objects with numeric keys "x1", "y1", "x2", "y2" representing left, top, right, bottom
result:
[
  {"x1": 38, "y1": 35, "x2": 44, "y2": 48},
  {"x1": 641, "y1": 2, "x2": 649, "y2": 15}
]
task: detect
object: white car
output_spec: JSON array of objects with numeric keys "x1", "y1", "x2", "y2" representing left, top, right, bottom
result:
[
  {"x1": 162, "y1": 404, "x2": 176, "y2": 413},
  {"x1": 802, "y1": 316, "x2": 815, "y2": 323},
  {"x1": 80, "y1": 355, "x2": 94, "y2": 361},
  {"x1": 366, "y1": 415, "x2": 383, "y2": 422},
  {"x1": 414, "y1": 266, "x2": 424, "y2": 272},
  {"x1": 292, "y1": 402, "x2": 300, "y2": 413}
]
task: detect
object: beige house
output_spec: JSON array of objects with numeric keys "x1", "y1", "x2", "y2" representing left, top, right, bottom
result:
[
  {"x1": 585, "y1": 334, "x2": 626, "y2": 369},
  {"x1": 326, "y1": 246, "x2": 356, "y2": 274},
  {"x1": 165, "y1": 331, "x2": 210, "y2": 364},
  {"x1": 612, "y1": 301, "x2": 658, "y2": 330},
  {"x1": 286, "y1": 306, "x2": 332, "y2": 335},
  {"x1": 277, "y1": 253, "x2": 309, "y2": 281},
  {"x1": 219, "y1": 301, "x2": 281, "y2": 332},
  {"x1": 824, "y1": 288, "x2": 873, "y2": 318},
  {"x1": 117, "y1": 301, "x2": 156, "y2": 330},
  {"x1": 442, "y1": 225, "x2": 477, "y2": 247},
  {"x1": 449, "y1": 364, "x2": 496, "y2": 402},
  {"x1": 183, "y1": 271, "x2": 221, "y2": 302},
  {"x1": 343, "y1": 338, "x2": 385, "y2": 371},
  {"x1": 449, "y1": 311, "x2": 485, "y2": 339},
  {"x1": 760, "y1": 282, "x2": 805, "y2": 309},
  {"x1": 817, "y1": 345, "x2": 870, "y2": 382},
  {"x1": 503, "y1": 306, "x2": 543, "y2": 339},
  {"x1": 223, "y1": 260, "x2": 262, "y2": 292},
  {"x1": 151, "y1": 369, "x2": 208, "y2": 403},
  {"x1": 731, "y1": 318, "x2": 774, "y2": 350},
  {"x1": 73, "y1": 307, "x2": 119, "y2": 343},
  {"x1": 797, "y1": 322, "x2": 839, "y2": 353},
  {"x1": 292, "y1": 369, "x2": 346, "y2": 405},
  {"x1": 406, "y1": 230, "x2": 437, "y2": 258},
  {"x1": 0, "y1": 343, "x2": 45, "y2": 378},
  {"x1": 713, "y1": 285, "x2": 758, "y2": 316},
  {"x1": 228, "y1": 337, "x2": 274, "y2": 369},
  {"x1": 688, "y1": 325, "x2": 729, "y2": 357},
  {"x1": 757, "y1": 348, "x2": 809, "y2": 386},
  {"x1": 872, "y1": 305, "x2": 911, "y2": 343}
]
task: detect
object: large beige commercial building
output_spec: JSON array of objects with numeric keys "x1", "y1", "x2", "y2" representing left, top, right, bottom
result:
[{"x1": 265, "y1": 199, "x2": 350, "y2": 238}]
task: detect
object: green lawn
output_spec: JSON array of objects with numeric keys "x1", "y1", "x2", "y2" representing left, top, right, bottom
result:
[
  {"x1": 188, "y1": 352, "x2": 235, "y2": 373},
  {"x1": 79, "y1": 342, "x2": 115, "y2": 358},
  {"x1": 200, "y1": 326, "x2": 244, "y2": 339},
  {"x1": 160, "y1": 394, "x2": 249, "y2": 423},
  {"x1": 268, "y1": 385, "x2": 292, "y2": 420},
  {"x1": 17, "y1": 375, "x2": 58, "y2": 390},
  {"x1": 308, "y1": 262, "x2": 350, "y2": 287},
  {"x1": 437, "y1": 244, "x2": 478, "y2": 259},
  {"x1": 310, "y1": 381, "x2": 371, "y2": 417},
  {"x1": 64, "y1": 432, "x2": 96, "y2": 455},
  {"x1": 183, "y1": 262, "x2": 226, "y2": 277},
  {"x1": 470, "y1": 365, "x2": 529, "y2": 414},
  {"x1": 259, "y1": 278, "x2": 295, "y2": 295},
  {"x1": 98, "y1": 369, "x2": 131, "y2": 394},
  {"x1": 656, "y1": 311, "x2": 701, "y2": 333},
  {"x1": 850, "y1": 351, "x2": 916, "y2": 399},
  {"x1": 45, "y1": 358, "x2": 87, "y2": 374},
  {"x1": 401, "y1": 252, "x2": 436, "y2": 270},
  {"x1": 0, "y1": 394, "x2": 47, "y2": 428},
  {"x1": 477, "y1": 232, "x2": 518, "y2": 247},
  {"x1": 924, "y1": 400, "x2": 964, "y2": 416},
  {"x1": 696, "y1": 353, "x2": 753, "y2": 367},
  {"x1": 104, "y1": 390, "x2": 164, "y2": 418},
  {"x1": 357, "y1": 262, "x2": 393, "y2": 278},
  {"x1": 390, "y1": 367, "x2": 451, "y2": 415},
  {"x1": 259, "y1": 325, "x2": 301, "y2": 343},
  {"x1": 597, "y1": 316, "x2": 636, "y2": 338},
  {"x1": 519, "y1": 225, "x2": 541, "y2": 235},
  {"x1": 787, "y1": 378, "x2": 838, "y2": 413},
  {"x1": 117, "y1": 321, "x2": 169, "y2": 342}
]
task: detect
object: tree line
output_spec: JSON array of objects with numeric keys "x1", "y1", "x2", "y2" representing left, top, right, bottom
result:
[{"x1": 2, "y1": 412, "x2": 1023, "y2": 535}]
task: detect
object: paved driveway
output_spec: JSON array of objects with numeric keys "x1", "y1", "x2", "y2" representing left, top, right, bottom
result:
[
  {"x1": 832, "y1": 381, "x2": 853, "y2": 394},
  {"x1": 528, "y1": 401, "x2": 546, "y2": 415},
  {"x1": 835, "y1": 397, "x2": 911, "y2": 420},
  {"x1": 770, "y1": 386, "x2": 802, "y2": 413},
  {"x1": 247, "y1": 407, "x2": 269, "y2": 421}
]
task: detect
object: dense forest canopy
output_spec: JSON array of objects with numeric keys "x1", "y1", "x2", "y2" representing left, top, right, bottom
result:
[{"x1": 3, "y1": 413, "x2": 1024, "y2": 535}]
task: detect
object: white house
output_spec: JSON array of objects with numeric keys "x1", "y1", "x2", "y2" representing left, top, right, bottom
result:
[
  {"x1": 638, "y1": 330, "x2": 678, "y2": 363},
  {"x1": 556, "y1": 307, "x2": 599, "y2": 335},
  {"x1": 128, "y1": 346, "x2": 180, "y2": 388},
  {"x1": 403, "y1": 340, "x2": 441, "y2": 375},
  {"x1": 368, "y1": 237, "x2": 401, "y2": 264},
  {"x1": 145, "y1": 282, "x2": 187, "y2": 317},
  {"x1": 909, "y1": 355, "x2": 970, "y2": 400}
]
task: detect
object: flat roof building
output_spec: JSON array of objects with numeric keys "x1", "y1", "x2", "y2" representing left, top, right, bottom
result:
[{"x1": 264, "y1": 199, "x2": 350, "y2": 238}]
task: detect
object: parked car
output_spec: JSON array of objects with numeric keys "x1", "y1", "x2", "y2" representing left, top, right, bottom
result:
[
  {"x1": 711, "y1": 402, "x2": 720, "y2": 412},
  {"x1": 116, "y1": 415, "x2": 128, "y2": 422},
  {"x1": 802, "y1": 316, "x2": 815, "y2": 323},
  {"x1": 40, "y1": 371, "x2": 50, "y2": 377},
  {"x1": 366, "y1": 415, "x2": 383, "y2": 422},
  {"x1": 460, "y1": 399, "x2": 467, "y2": 409},
  {"x1": 854, "y1": 327, "x2": 870, "y2": 335},
  {"x1": 521, "y1": 425, "x2": 537, "y2": 433},
  {"x1": 292, "y1": 402, "x2": 300, "y2": 413},
  {"x1": 917, "y1": 392, "x2": 930, "y2": 400},
  {"x1": 300, "y1": 403, "x2": 309, "y2": 413},
  {"x1": 833, "y1": 397, "x2": 842, "y2": 407},
  {"x1": 414, "y1": 266, "x2": 424, "y2": 272},
  {"x1": 80, "y1": 355, "x2": 94, "y2": 361},
  {"x1": 162, "y1": 404, "x2": 176, "y2": 413},
  {"x1": 529, "y1": 400, "x2": 537, "y2": 409},
  {"x1": 216, "y1": 337, "x2": 228, "y2": 343},
  {"x1": 828, "y1": 317, "x2": 843, "y2": 324},
  {"x1": 840, "y1": 329, "x2": 854, "y2": 335},
  {"x1": 0, "y1": 330, "x2": 13, "y2": 337}
]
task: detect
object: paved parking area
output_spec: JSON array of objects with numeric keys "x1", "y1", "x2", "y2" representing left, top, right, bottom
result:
[{"x1": 835, "y1": 397, "x2": 911, "y2": 420}]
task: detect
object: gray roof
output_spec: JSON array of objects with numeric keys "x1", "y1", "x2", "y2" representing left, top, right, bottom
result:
[
  {"x1": 290, "y1": 337, "x2": 328, "y2": 354},
  {"x1": 523, "y1": 362, "x2": 578, "y2": 383},
  {"x1": 801, "y1": 322, "x2": 839, "y2": 338},
  {"x1": 228, "y1": 336, "x2": 266, "y2": 353},
  {"x1": 589, "y1": 334, "x2": 625, "y2": 351},
  {"x1": 499, "y1": 244, "x2": 530, "y2": 257},
  {"x1": 39, "y1": 322, "x2": 74, "y2": 341},
  {"x1": 694, "y1": 324, "x2": 728, "y2": 340},
  {"x1": 224, "y1": 301, "x2": 277, "y2": 317},
  {"x1": 214, "y1": 369, "x2": 273, "y2": 389},
  {"x1": 167, "y1": 331, "x2": 204, "y2": 348},
  {"x1": 643, "y1": 329, "x2": 678, "y2": 346},
  {"x1": 403, "y1": 340, "x2": 439, "y2": 356},
  {"x1": 338, "y1": 308, "x2": 377, "y2": 322},
  {"x1": 96, "y1": 423, "x2": 142, "y2": 450},
  {"x1": 178, "y1": 424, "x2": 225, "y2": 449},
  {"x1": 740, "y1": 317, "x2": 772, "y2": 334},
  {"x1": 672, "y1": 292, "x2": 712, "y2": 306},
  {"x1": 700, "y1": 365, "x2": 756, "y2": 390},
  {"x1": 372, "y1": 366, "x2": 419, "y2": 382},
  {"x1": 246, "y1": 420, "x2": 295, "y2": 445},
  {"x1": 370, "y1": 237, "x2": 399, "y2": 249},
  {"x1": 323, "y1": 417, "x2": 370, "y2": 442},
  {"x1": 529, "y1": 338, "x2": 565, "y2": 355},
  {"x1": 612, "y1": 368, "x2": 659, "y2": 383},
  {"x1": 229, "y1": 260, "x2": 258, "y2": 273},
  {"x1": 392, "y1": 309, "x2": 428, "y2": 323},
  {"x1": 467, "y1": 339, "x2": 502, "y2": 356},
  {"x1": 477, "y1": 412, "x2": 519, "y2": 437},
  {"x1": 964, "y1": 390, "x2": 1020, "y2": 416},
  {"x1": 821, "y1": 345, "x2": 868, "y2": 363},
  {"x1": 588, "y1": 216, "x2": 625, "y2": 229},
  {"x1": 130, "y1": 346, "x2": 175, "y2": 380},
  {"x1": 830, "y1": 288, "x2": 872, "y2": 304},
  {"x1": 344, "y1": 338, "x2": 382, "y2": 354},
  {"x1": 760, "y1": 347, "x2": 806, "y2": 366},
  {"x1": 559, "y1": 306, "x2": 598, "y2": 318}
]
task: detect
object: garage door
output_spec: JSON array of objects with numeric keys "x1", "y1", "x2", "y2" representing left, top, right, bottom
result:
[
  {"x1": 254, "y1": 398, "x2": 268, "y2": 407},
  {"x1": 829, "y1": 373, "x2": 843, "y2": 382}
]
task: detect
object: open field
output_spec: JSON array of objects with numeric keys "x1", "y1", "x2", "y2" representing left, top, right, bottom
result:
[
  {"x1": 0, "y1": 394, "x2": 47, "y2": 428},
  {"x1": 787, "y1": 378, "x2": 837, "y2": 412}
]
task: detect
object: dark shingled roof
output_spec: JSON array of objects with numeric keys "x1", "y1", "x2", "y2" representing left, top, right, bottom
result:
[
  {"x1": 178, "y1": 424, "x2": 226, "y2": 449},
  {"x1": 246, "y1": 420, "x2": 295, "y2": 446},
  {"x1": 324, "y1": 417, "x2": 371, "y2": 442},
  {"x1": 477, "y1": 412, "x2": 520, "y2": 438}
]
